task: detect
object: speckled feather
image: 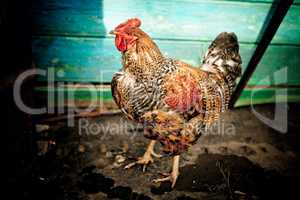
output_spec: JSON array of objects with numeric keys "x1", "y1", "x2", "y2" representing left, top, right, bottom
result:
[{"x1": 111, "y1": 27, "x2": 241, "y2": 155}]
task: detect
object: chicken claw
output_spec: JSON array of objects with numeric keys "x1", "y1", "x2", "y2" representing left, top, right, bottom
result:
[
  {"x1": 153, "y1": 155, "x2": 180, "y2": 188},
  {"x1": 151, "y1": 150, "x2": 163, "y2": 158},
  {"x1": 124, "y1": 140, "x2": 161, "y2": 172},
  {"x1": 124, "y1": 153, "x2": 154, "y2": 172}
]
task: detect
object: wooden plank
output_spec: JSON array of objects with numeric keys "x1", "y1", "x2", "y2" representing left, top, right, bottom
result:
[
  {"x1": 248, "y1": 44, "x2": 300, "y2": 85},
  {"x1": 217, "y1": 0, "x2": 300, "y2": 3},
  {"x1": 274, "y1": 5, "x2": 300, "y2": 44},
  {"x1": 230, "y1": 0, "x2": 294, "y2": 108},
  {"x1": 206, "y1": 0, "x2": 300, "y2": 3},
  {"x1": 236, "y1": 87, "x2": 300, "y2": 106},
  {"x1": 32, "y1": 36, "x2": 254, "y2": 83},
  {"x1": 32, "y1": 36, "x2": 121, "y2": 83},
  {"x1": 32, "y1": 0, "x2": 300, "y2": 44},
  {"x1": 33, "y1": 36, "x2": 300, "y2": 85}
]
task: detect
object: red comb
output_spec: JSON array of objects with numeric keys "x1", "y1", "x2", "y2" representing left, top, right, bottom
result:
[
  {"x1": 127, "y1": 18, "x2": 141, "y2": 27},
  {"x1": 115, "y1": 18, "x2": 141, "y2": 30}
]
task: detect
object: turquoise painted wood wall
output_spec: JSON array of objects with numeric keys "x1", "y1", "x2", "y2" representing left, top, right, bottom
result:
[{"x1": 32, "y1": 0, "x2": 300, "y2": 106}]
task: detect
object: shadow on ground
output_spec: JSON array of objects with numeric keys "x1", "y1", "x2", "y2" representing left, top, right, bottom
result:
[{"x1": 5, "y1": 104, "x2": 300, "y2": 200}]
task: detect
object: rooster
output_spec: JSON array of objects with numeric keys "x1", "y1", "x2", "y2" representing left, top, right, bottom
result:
[{"x1": 110, "y1": 18, "x2": 242, "y2": 187}]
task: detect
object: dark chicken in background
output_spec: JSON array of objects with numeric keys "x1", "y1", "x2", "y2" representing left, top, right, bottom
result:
[{"x1": 110, "y1": 18, "x2": 242, "y2": 187}]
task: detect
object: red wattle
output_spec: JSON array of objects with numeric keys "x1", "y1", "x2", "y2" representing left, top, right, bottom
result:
[{"x1": 115, "y1": 35, "x2": 127, "y2": 52}]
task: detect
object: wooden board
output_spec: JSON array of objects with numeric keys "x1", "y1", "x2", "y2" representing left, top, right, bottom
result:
[
  {"x1": 32, "y1": 0, "x2": 300, "y2": 105},
  {"x1": 33, "y1": 0, "x2": 300, "y2": 44},
  {"x1": 236, "y1": 87, "x2": 300, "y2": 106},
  {"x1": 33, "y1": 36, "x2": 300, "y2": 85}
]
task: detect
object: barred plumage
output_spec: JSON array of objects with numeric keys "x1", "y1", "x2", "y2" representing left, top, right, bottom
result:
[
  {"x1": 112, "y1": 29, "x2": 241, "y2": 155},
  {"x1": 110, "y1": 18, "x2": 242, "y2": 187}
]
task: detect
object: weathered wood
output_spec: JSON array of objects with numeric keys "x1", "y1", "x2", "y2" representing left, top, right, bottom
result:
[
  {"x1": 32, "y1": 0, "x2": 300, "y2": 44},
  {"x1": 230, "y1": 0, "x2": 294, "y2": 108},
  {"x1": 253, "y1": 44, "x2": 300, "y2": 85},
  {"x1": 236, "y1": 87, "x2": 300, "y2": 106},
  {"x1": 32, "y1": 0, "x2": 300, "y2": 105},
  {"x1": 33, "y1": 36, "x2": 300, "y2": 85}
]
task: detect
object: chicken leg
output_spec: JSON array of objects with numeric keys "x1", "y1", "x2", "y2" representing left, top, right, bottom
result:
[
  {"x1": 125, "y1": 140, "x2": 162, "y2": 172},
  {"x1": 153, "y1": 155, "x2": 180, "y2": 188}
]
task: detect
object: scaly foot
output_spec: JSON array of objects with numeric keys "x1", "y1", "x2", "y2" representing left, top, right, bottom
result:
[
  {"x1": 153, "y1": 155, "x2": 180, "y2": 188},
  {"x1": 124, "y1": 140, "x2": 162, "y2": 172}
]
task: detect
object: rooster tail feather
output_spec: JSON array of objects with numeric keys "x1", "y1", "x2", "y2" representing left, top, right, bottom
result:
[{"x1": 201, "y1": 32, "x2": 242, "y2": 81}]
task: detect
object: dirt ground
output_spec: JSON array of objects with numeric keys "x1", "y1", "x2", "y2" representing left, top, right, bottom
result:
[{"x1": 6, "y1": 104, "x2": 300, "y2": 200}]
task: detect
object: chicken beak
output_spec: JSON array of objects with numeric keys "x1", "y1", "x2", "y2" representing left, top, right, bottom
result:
[{"x1": 109, "y1": 30, "x2": 117, "y2": 35}]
